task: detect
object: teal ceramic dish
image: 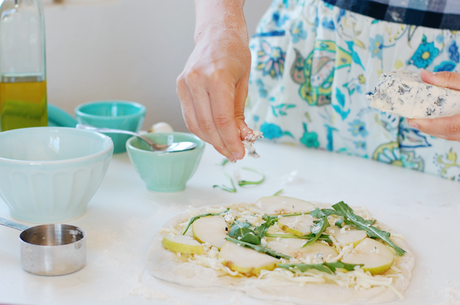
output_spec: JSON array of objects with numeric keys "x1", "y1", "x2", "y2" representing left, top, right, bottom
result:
[
  {"x1": 48, "y1": 104, "x2": 78, "y2": 127},
  {"x1": 126, "y1": 132, "x2": 205, "y2": 193},
  {"x1": 0, "y1": 127, "x2": 113, "y2": 223},
  {"x1": 75, "y1": 101, "x2": 146, "y2": 154}
]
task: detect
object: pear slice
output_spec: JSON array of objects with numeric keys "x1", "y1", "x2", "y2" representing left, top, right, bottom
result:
[
  {"x1": 326, "y1": 225, "x2": 367, "y2": 247},
  {"x1": 267, "y1": 239, "x2": 337, "y2": 261},
  {"x1": 341, "y1": 238, "x2": 394, "y2": 275},
  {"x1": 277, "y1": 215, "x2": 317, "y2": 236},
  {"x1": 248, "y1": 196, "x2": 316, "y2": 215},
  {"x1": 219, "y1": 241, "x2": 279, "y2": 276},
  {"x1": 192, "y1": 216, "x2": 228, "y2": 249},
  {"x1": 162, "y1": 235, "x2": 205, "y2": 254}
]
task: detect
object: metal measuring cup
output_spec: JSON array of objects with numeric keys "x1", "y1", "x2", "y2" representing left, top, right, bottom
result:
[{"x1": 0, "y1": 217, "x2": 86, "y2": 276}]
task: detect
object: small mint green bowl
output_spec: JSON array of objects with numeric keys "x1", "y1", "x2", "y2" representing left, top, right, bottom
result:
[
  {"x1": 75, "y1": 100, "x2": 146, "y2": 154},
  {"x1": 126, "y1": 132, "x2": 205, "y2": 192}
]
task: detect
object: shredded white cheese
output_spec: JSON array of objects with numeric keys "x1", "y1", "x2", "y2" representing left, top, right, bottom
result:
[{"x1": 161, "y1": 203, "x2": 405, "y2": 299}]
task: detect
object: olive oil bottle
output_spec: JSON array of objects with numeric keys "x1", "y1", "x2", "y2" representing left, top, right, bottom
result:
[{"x1": 0, "y1": 0, "x2": 48, "y2": 131}]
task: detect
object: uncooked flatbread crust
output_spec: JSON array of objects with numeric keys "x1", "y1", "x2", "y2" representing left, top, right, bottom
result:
[{"x1": 147, "y1": 203, "x2": 415, "y2": 304}]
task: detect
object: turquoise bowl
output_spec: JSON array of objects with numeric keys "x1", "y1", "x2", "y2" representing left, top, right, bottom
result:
[
  {"x1": 75, "y1": 101, "x2": 146, "y2": 154},
  {"x1": 0, "y1": 127, "x2": 113, "y2": 223},
  {"x1": 126, "y1": 132, "x2": 205, "y2": 192}
]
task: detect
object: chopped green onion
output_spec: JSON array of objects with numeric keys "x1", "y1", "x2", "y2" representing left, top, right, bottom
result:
[
  {"x1": 238, "y1": 167, "x2": 265, "y2": 187},
  {"x1": 217, "y1": 158, "x2": 229, "y2": 166},
  {"x1": 213, "y1": 173, "x2": 237, "y2": 193}
]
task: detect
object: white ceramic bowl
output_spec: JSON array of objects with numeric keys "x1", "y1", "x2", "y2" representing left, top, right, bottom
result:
[{"x1": 0, "y1": 127, "x2": 113, "y2": 223}]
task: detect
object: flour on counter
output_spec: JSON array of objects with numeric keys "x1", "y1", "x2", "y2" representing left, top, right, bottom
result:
[
  {"x1": 281, "y1": 170, "x2": 305, "y2": 185},
  {"x1": 129, "y1": 285, "x2": 170, "y2": 301},
  {"x1": 435, "y1": 284, "x2": 460, "y2": 305}
]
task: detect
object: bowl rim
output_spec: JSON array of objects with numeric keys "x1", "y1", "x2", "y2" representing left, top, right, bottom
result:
[
  {"x1": 0, "y1": 127, "x2": 114, "y2": 164},
  {"x1": 75, "y1": 100, "x2": 146, "y2": 120},
  {"x1": 126, "y1": 131, "x2": 205, "y2": 154}
]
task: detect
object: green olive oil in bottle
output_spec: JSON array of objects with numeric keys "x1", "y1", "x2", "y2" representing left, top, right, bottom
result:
[{"x1": 0, "y1": 0, "x2": 48, "y2": 131}]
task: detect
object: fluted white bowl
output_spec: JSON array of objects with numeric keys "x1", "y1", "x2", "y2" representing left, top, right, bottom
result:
[{"x1": 0, "y1": 127, "x2": 113, "y2": 223}]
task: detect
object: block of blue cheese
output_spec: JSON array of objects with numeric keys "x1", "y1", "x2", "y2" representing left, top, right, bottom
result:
[{"x1": 366, "y1": 69, "x2": 460, "y2": 118}]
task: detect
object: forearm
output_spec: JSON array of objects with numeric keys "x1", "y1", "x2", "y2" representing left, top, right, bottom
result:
[{"x1": 194, "y1": 0, "x2": 248, "y2": 44}]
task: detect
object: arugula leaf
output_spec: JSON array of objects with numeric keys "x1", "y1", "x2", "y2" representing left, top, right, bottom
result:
[
  {"x1": 254, "y1": 215, "x2": 278, "y2": 240},
  {"x1": 277, "y1": 261, "x2": 363, "y2": 274},
  {"x1": 320, "y1": 209, "x2": 337, "y2": 217},
  {"x1": 228, "y1": 215, "x2": 279, "y2": 245},
  {"x1": 228, "y1": 220, "x2": 261, "y2": 244},
  {"x1": 332, "y1": 201, "x2": 406, "y2": 256},
  {"x1": 182, "y1": 208, "x2": 230, "y2": 235},
  {"x1": 324, "y1": 261, "x2": 361, "y2": 272},
  {"x1": 265, "y1": 233, "x2": 333, "y2": 244},
  {"x1": 255, "y1": 213, "x2": 308, "y2": 241},
  {"x1": 302, "y1": 208, "x2": 330, "y2": 248},
  {"x1": 228, "y1": 213, "x2": 311, "y2": 246},
  {"x1": 225, "y1": 237, "x2": 291, "y2": 260},
  {"x1": 213, "y1": 173, "x2": 237, "y2": 193},
  {"x1": 237, "y1": 167, "x2": 265, "y2": 187}
]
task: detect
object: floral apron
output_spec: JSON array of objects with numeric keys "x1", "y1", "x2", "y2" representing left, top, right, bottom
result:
[{"x1": 245, "y1": 0, "x2": 460, "y2": 181}]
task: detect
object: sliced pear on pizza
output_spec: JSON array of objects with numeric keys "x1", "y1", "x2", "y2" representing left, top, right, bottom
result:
[
  {"x1": 248, "y1": 196, "x2": 316, "y2": 215},
  {"x1": 219, "y1": 241, "x2": 279, "y2": 276},
  {"x1": 162, "y1": 235, "x2": 205, "y2": 255},
  {"x1": 267, "y1": 239, "x2": 337, "y2": 261},
  {"x1": 277, "y1": 215, "x2": 317, "y2": 236},
  {"x1": 326, "y1": 225, "x2": 368, "y2": 247},
  {"x1": 192, "y1": 216, "x2": 228, "y2": 249},
  {"x1": 341, "y1": 238, "x2": 394, "y2": 275}
]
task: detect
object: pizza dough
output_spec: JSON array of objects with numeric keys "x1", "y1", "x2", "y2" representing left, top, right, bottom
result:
[
  {"x1": 367, "y1": 69, "x2": 460, "y2": 118},
  {"x1": 147, "y1": 202, "x2": 414, "y2": 304}
]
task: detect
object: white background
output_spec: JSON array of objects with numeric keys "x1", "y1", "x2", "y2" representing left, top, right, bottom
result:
[{"x1": 43, "y1": 0, "x2": 271, "y2": 131}]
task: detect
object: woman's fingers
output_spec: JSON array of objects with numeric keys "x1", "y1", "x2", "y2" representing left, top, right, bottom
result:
[
  {"x1": 420, "y1": 70, "x2": 460, "y2": 90},
  {"x1": 407, "y1": 114, "x2": 460, "y2": 141},
  {"x1": 234, "y1": 75, "x2": 253, "y2": 142},
  {"x1": 208, "y1": 79, "x2": 246, "y2": 160},
  {"x1": 187, "y1": 76, "x2": 237, "y2": 162},
  {"x1": 176, "y1": 74, "x2": 208, "y2": 143},
  {"x1": 407, "y1": 71, "x2": 460, "y2": 141}
]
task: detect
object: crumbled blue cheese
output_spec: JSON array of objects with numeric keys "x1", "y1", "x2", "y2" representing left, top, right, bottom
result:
[
  {"x1": 367, "y1": 69, "x2": 460, "y2": 118},
  {"x1": 243, "y1": 131, "x2": 263, "y2": 158}
]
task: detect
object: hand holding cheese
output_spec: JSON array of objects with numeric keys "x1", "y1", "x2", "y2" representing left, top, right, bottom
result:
[
  {"x1": 406, "y1": 70, "x2": 460, "y2": 142},
  {"x1": 367, "y1": 69, "x2": 460, "y2": 119}
]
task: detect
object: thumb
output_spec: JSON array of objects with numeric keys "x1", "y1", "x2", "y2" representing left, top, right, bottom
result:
[
  {"x1": 420, "y1": 70, "x2": 460, "y2": 91},
  {"x1": 235, "y1": 105, "x2": 253, "y2": 142},
  {"x1": 234, "y1": 78, "x2": 253, "y2": 141},
  {"x1": 407, "y1": 114, "x2": 460, "y2": 142}
]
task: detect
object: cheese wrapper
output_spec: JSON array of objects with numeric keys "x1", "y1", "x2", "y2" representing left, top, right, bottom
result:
[{"x1": 366, "y1": 69, "x2": 460, "y2": 119}]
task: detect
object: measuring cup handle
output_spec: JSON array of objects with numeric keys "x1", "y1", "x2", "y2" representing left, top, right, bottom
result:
[{"x1": 0, "y1": 217, "x2": 29, "y2": 231}]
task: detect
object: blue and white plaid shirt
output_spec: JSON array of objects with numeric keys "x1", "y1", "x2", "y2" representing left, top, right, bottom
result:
[{"x1": 323, "y1": 0, "x2": 460, "y2": 30}]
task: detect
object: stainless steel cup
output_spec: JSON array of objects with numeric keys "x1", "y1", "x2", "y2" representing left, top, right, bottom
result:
[{"x1": 0, "y1": 218, "x2": 86, "y2": 276}]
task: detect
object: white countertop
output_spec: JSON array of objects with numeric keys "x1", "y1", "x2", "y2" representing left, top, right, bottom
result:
[{"x1": 0, "y1": 141, "x2": 459, "y2": 305}]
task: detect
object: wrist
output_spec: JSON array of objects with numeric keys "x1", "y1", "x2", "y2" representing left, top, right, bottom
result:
[{"x1": 193, "y1": 0, "x2": 247, "y2": 44}]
